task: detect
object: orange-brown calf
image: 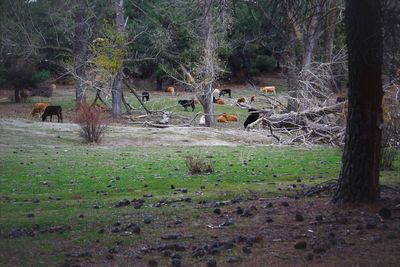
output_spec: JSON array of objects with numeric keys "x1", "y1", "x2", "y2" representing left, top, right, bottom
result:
[
  {"x1": 31, "y1": 102, "x2": 49, "y2": 117},
  {"x1": 260, "y1": 86, "x2": 276, "y2": 94},
  {"x1": 165, "y1": 86, "x2": 175, "y2": 95}
]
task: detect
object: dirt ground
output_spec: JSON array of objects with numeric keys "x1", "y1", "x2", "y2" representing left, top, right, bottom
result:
[{"x1": 63, "y1": 191, "x2": 400, "y2": 267}]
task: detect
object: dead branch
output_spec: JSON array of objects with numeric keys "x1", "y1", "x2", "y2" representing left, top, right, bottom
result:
[{"x1": 122, "y1": 79, "x2": 152, "y2": 114}]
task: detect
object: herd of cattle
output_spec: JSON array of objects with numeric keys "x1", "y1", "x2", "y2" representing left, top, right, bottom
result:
[{"x1": 31, "y1": 85, "x2": 276, "y2": 128}]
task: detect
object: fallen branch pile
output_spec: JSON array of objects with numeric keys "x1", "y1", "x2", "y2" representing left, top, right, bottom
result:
[{"x1": 247, "y1": 102, "x2": 347, "y2": 145}]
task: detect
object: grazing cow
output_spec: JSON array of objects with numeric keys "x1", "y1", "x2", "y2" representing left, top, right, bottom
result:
[
  {"x1": 219, "y1": 89, "x2": 232, "y2": 98},
  {"x1": 178, "y1": 99, "x2": 195, "y2": 111},
  {"x1": 260, "y1": 86, "x2": 276, "y2": 95},
  {"x1": 142, "y1": 91, "x2": 150, "y2": 102},
  {"x1": 165, "y1": 86, "x2": 175, "y2": 95},
  {"x1": 237, "y1": 97, "x2": 246, "y2": 103},
  {"x1": 213, "y1": 89, "x2": 220, "y2": 98},
  {"x1": 42, "y1": 105, "x2": 63, "y2": 123},
  {"x1": 222, "y1": 113, "x2": 238, "y2": 122},
  {"x1": 244, "y1": 108, "x2": 259, "y2": 128},
  {"x1": 31, "y1": 102, "x2": 49, "y2": 117},
  {"x1": 217, "y1": 115, "x2": 228, "y2": 123}
]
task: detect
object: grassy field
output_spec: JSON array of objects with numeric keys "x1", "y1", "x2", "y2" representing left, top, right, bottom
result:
[
  {"x1": 0, "y1": 124, "x2": 399, "y2": 266},
  {"x1": 1, "y1": 83, "x2": 399, "y2": 266}
]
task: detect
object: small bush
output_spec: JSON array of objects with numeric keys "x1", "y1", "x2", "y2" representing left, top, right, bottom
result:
[
  {"x1": 254, "y1": 54, "x2": 276, "y2": 72},
  {"x1": 380, "y1": 147, "x2": 397, "y2": 171},
  {"x1": 31, "y1": 70, "x2": 50, "y2": 84},
  {"x1": 186, "y1": 155, "x2": 214, "y2": 175},
  {"x1": 74, "y1": 105, "x2": 107, "y2": 144}
]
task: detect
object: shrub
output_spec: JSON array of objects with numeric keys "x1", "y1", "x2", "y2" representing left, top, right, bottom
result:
[
  {"x1": 74, "y1": 105, "x2": 107, "y2": 144},
  {"x1": 31, "y1": 70, "x2": 50, "y2": 84},
  {"x1": 254, "y1": 54, "x2": 276, "y2": 72},
  {"x1": 185, "y1": 155, "x2": 214, "y2": 175},
  {"x1": 380, "y1": 147, "x2": 397, "y2": 171}
]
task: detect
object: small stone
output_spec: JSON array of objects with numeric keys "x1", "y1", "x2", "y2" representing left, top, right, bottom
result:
[
  {"x1": 161, "y1": 234, "x2": 179, "y2": 240},
  {"x1": 294, "y1": 241, "x2": 307, "y2": 249},
  {"x1": 207, "y1": 259, "x2": 217, "y2": 267},
  {"x1": 366, "y1": 221, "x2": 378, "y2": 229},
  {"x1": 305, "y1": 252, "x2": 314, "y2": 261},
  {"x1": 171, "y1": 258, "x2": 181, "y2": 267},
  {"x1": 281, "y1": 202, "x2": 289, "y2": 207},
  {"x1": 236, "y1": 207, "x2": 244, "y2": 215},
  {"x1": 313, "y1": 246, "x2": 326, "y2": 254},
  {"x1": 266, "y1": 217, "x2": 273, "y2": 223},
  {"x1": 144, "y1": 216, "x2": 152, "y2": 224},
  {"x1": 27, "y1": 213, "x2": 34, "y2": 218},
  {"x1": 242, "y1": 246, "x2": 252, "y2": 254},
  {"x1": 170, "y1": 185, "x2": 175, "y2": 189},
  {"x1": 315, "y1": 215, "x2": 323, "y2": 221},
  {"x1": 297, "y1": 177, "x2": 302, "y2": 183},
  {"x1": 213, "y1": 208, "x2": 221, "y2": 215},
  {"x1": 295, "y1": 214, "x2": 304, "y2": 222},
  {"x1": 148, "y1": 259, "x2": 158, "y2": 267},
  {"x1": 266, "y1": 202, "x2": 273, "y2": 208},
  {"x1": 379, "y1": 208, "x2": 392, "y2": 220},
  {"x1": 226, "y1": 256, "x2": 241, "y2": 264},
  {"x1": 79, "y1": 214, "x2": 84, "y2": 218}
]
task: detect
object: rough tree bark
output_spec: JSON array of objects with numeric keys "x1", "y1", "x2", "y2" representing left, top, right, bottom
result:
[
  {"x1": 302, "y1": 1, "x2": 321, "y2": 71},
  {"x1": 197, "y1": 0, "x2": 215, "y2": 127},
  {"x1": 333, "y1": 0, "x2": 383, "y2": 203},
  {"x1": 73, "y1": 0, "x2": 89, "y2": 108},
  {"x1": 325, "y1": 0, "x2": 337, "y2": 62},
  {"x1": 111, "y1": 0, "x2": 126, "y2": 117}
]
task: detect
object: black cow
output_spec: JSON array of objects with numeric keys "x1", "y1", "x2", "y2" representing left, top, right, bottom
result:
[
  {"x1": 219, "y1": 89, "x2": 232, "y2": 98},
  {"x1": 178, "y1": 100, "x2": 195, "y2": 112},
  {"x1": 42, "y1": 105, "x2": 63, "y2": 123},
  {"x1": 142, "y1": 92, "x2": 150, "y2": 102},
  {"x1": 244, "y1": 108, "x2": 259, "y2": 129}
]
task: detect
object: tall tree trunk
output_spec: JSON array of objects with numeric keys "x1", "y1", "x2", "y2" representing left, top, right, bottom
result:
[
  {"x1": 111, "y1": 0, "x2": 126, "y2": 117},
  {"x1": 302, "y1": 2, "x2": 321, "y2": 71},
  {"x1": 14, "y1": 87, "x2": 21, "y2": 103},
  {"x1": 333, "y1": 0, "x2": 383, "y2": 204},
  {"x1": 199, "y1": 0, "x2": 215, "y2": 127},
  {"x1": 73, "y1": 0, "x2": 89, "y2": 108},
  {"x1": 325, "y1": 0, "x2": 337, "y2": 62}
]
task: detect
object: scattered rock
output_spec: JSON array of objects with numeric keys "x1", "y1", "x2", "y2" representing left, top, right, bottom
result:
[
  {"x1": 266, "y1": 217, "x2": 274, "y2": 223},
  {"x1": 379, "y1": 208, "x2": 392, "y2": 220},
  {"x1": 171, "y1": 258, "x2": 181, "y2": 267},
  {"x1": 236, "y1": 207, "x2": 244, "y2": 215},
  {"x1": 207, "y1": 258, "x2": 217, "y2": 267},
  {"x1": 294, "y1": 241, "x2": 307, "y2": 249},
  {"x1": 313, "y1": 246, "x2": 326, "y2": 254},
  {"x1": 161, "y1": 234, "x2": 179, "y2": 240},
  {"x1": 242, "y1": 246, "x2": 252, "y2": 254},
  {"x1": 305, "y1": 253, "x2": 314, "y2": 261},
  {"x1": 295, "y1": 214, "x2": 304, "y2": 222},
  {"x1": 144, "y1": 216, "x2": 152, "y2": 224},
  {"x1": 192, "y1": 247, "x2": 206, "y2": 257},
  {"x1": 213, "y1": 208, "x2": 221, "y2": 215},
  {"x1": 148, "y1": 259, "x2": 158, "y2": 267},
  {"x1": 226, "y1": 256, "x2": 241, "y2": 264},
  {"x1": 115, "y1": 199, "x2": 130, "y2": 208}
]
